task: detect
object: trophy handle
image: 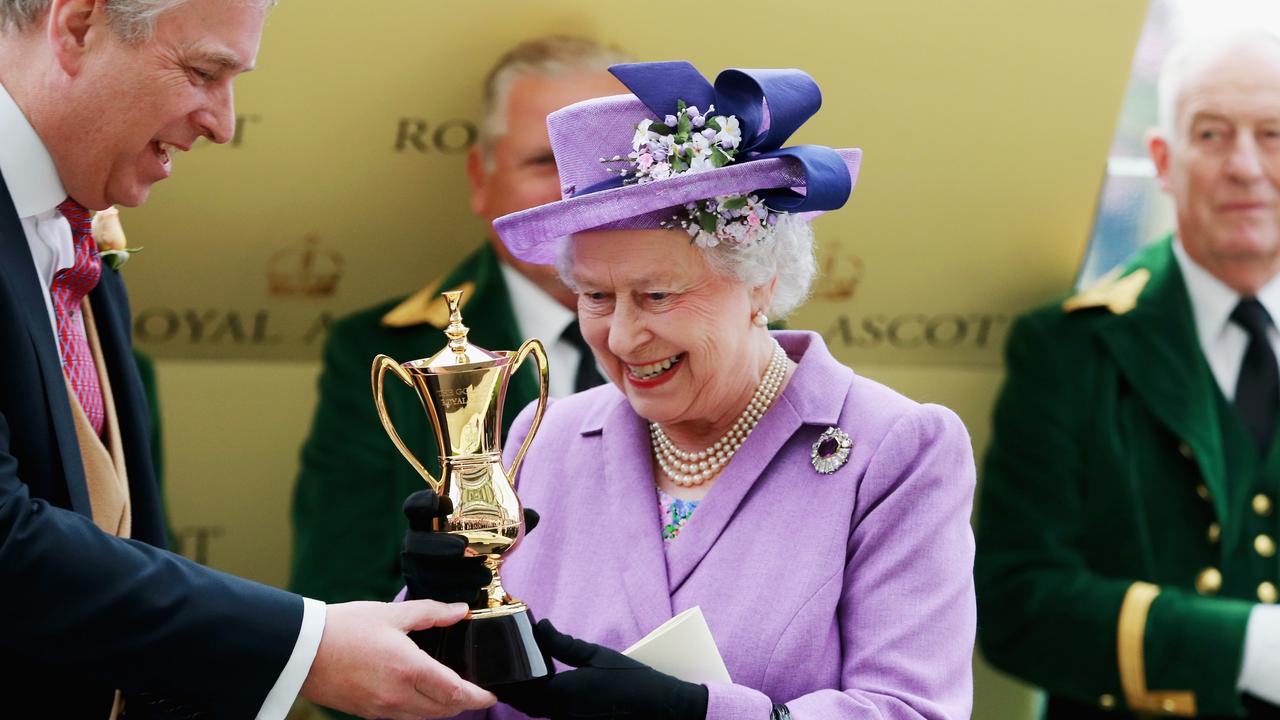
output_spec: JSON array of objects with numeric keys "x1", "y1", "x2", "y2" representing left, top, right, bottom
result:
[
  {"x1": 504, "y1": 338, "x2": 550, "y2": 487},
  {"x1": 372, "y1": 354, "x2": 442, "y2": 494}
]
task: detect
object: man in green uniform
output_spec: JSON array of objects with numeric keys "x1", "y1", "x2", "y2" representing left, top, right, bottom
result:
[
  {"x1": 289, "y1": 37, "x2": 625, "y2": 612},
  {"x1": 977, "y1": 30, "x2": 1280, "y2": 719}
]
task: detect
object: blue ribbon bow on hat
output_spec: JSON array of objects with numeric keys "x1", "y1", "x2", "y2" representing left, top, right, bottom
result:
[{"x1": 604, "y1": 61, "x2": 853, "y2": 213}]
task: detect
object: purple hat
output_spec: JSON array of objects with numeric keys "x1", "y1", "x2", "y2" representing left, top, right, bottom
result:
[{"x1": 494, "y1": 61, "x2": 862, "y2": 264}]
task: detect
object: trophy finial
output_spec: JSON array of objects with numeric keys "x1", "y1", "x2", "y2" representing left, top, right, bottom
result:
[{"x1": 443, "y1": 290, "x2": 470, "y2": 355}]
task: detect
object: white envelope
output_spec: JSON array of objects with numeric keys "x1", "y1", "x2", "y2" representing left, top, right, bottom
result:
[{"x1": 622, "y1": 606, "x2": 732, "y2": 685}]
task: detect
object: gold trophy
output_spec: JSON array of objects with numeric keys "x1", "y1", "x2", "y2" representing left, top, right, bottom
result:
[{"x1": 372, "y1": 290, "x2": 551, "y2": 686}]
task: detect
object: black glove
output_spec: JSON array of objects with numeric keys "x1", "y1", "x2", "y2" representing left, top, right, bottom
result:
[
  {"x1": 400, "y1": 488, "x2": 540, "y2": 605},
  {"x1": 495, "y1": 619, "x2": 708, "y2": 720}
]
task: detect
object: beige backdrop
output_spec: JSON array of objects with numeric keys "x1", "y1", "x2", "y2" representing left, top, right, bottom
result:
[{"x1": 128, "y1": 1, "x2": 1151, "y2": 718}]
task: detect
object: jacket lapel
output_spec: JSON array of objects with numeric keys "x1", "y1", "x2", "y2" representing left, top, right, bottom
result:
[
  {"x1": 89, "y1": 269, "x2": 168, "y2": 544},
  {"x1": 598, "y1": 396, "x2": 676, "y2": 638},
  {"x1": 663, "y1": 396, "x2": 803, "y2": 593},
  {"x1": 465, "y1": 248, "x2": 539, "y2": 415},
  {"x1": 664, "y1": 331, "x2": 848, "y2": 593},
  {"x1": 1093, "y1": 240, "x2": 1227, "y2": 518},
  {"x1": 0, "y1": 171, "x2": 92, "y2": 517}
]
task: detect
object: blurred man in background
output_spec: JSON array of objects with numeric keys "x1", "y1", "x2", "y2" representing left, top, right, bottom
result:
[
  {"x1": 290, "y1": 35, "x2": 624, "y2": 610},
  {"x1": 977, "y1": 29, "x2": 1280, "y2": 718},
  {"x1": 0, "y1": 0, "x2": 494, "y2": 717}
]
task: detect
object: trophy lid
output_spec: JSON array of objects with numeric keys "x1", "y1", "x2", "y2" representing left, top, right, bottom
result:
[{"x1": 415, "y1": 290, "x2": 506, "y2": 370}]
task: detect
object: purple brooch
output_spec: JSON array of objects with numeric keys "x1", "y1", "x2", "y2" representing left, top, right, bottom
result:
[{"x1": 811, "y1": 427, "x2": 852, "y2": 474}]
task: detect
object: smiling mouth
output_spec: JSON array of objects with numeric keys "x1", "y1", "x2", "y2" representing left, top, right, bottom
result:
[
  {"x1": 627, "y1": 353, "x2": 685, "y2": 380},
  {"x1": 152, "y1": 141, "x2": 184, "y2": 167}
]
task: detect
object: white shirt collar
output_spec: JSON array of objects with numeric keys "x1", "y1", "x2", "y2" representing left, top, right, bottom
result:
[
  {"x1": 498, "y1": 260, "x2": 576, "y2": 344},
  {"x1": 0, "y1": 80, "x2": 66, "y2": 218},
  {"x1": 1174, "y1": 236, "x2": 1280, "y2": 342}
]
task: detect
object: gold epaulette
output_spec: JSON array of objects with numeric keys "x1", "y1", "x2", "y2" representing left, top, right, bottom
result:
[
  {"x1": 1062, "y1": 268, "x2": 1151, "y2": 315},
  {"x1": 381, "y1": 279, "x2": 477, "y2": 329}
]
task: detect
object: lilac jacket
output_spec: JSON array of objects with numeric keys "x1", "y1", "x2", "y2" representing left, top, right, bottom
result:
[{"x1": 480, "y1": 331, "x2": 976, "y2": 720}]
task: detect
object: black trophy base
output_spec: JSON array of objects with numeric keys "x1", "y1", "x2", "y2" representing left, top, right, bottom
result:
[{"x1": 410, "y1": 604, "x2": 553, "y2": 688}]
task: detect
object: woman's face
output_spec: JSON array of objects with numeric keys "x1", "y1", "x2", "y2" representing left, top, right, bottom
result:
[{"x1": 569, "y1": 229, "x2": 774, "y2": 431}]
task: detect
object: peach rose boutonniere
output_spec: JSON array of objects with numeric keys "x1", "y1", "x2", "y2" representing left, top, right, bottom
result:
[{"x1": 91, "y1": 207, "x2": 142, "y2": 270}]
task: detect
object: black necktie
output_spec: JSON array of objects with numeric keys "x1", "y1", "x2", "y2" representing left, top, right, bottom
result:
[
  {"x1": 1231, "y1": 298, "x2": 1280, "y2": 451},
  {"x1": 561, "y1": 319, "x2": 606, "y2": 393}
]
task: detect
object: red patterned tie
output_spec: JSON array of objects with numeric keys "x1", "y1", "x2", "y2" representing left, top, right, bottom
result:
[{"x1": 53, "y1": 198, "x2": 105, "y2": 435}]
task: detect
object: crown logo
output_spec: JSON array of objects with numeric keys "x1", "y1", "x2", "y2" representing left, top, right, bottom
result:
[
  {"x1": 812, "y1": 241, "x2": 863, "y2": 301},
  {"x1": 267, "y1": 235, "x2": 344, "y2": 297}
]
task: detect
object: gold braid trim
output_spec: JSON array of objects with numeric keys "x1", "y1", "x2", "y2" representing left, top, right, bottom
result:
[{"x1": 1117, "y1": 582, "x2": 1196, "y2": 716}]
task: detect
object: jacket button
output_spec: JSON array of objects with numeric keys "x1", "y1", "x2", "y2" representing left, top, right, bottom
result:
[
  {"x1": 1178, "y1": 441, "x2": 1194, "y2": 459},
  {"x1": 1197, "y1": 484, "x2": 1212, "y2": 501},
  {"x1": 1261, "y1": 582, "x2": 1279, "y2": 604},
  {"x1": 1208, "y1": 522, "x2": 1222, "y2": 544},
  {"x1": 1255, "y1": 494, "x2": 1273, "y2": 517},
  {"x1": 1099, "y1": 693, "x2": 1117, "y2": 709},
  {"x1": 1258, "y1": 535, "x2": 1277, "y2": 558},
  {"x1": 1196, "y1": 567, "x2": 1223, "y2": 595}
]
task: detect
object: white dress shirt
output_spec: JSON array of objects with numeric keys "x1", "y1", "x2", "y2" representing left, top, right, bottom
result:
[
  {"x1": 0, "y1": 80, "x2": 323, "y2": 720},
  {"x1": 499, "y1": 260, "x2": 592, "y2": 399},
  {"x1": 1173, "y1": 238, "x2": 1280, "y2": 705},
  {"x1": 1174, "y1": 238, "x2": 1280, "y2": 402}
]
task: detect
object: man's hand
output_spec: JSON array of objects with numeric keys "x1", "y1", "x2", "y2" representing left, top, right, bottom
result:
[{"x1": 300, "y1": 599, "x2": 496, "y2": 720}]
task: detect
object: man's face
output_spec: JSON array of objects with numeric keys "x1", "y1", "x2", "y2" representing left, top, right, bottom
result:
[
  {"x1": 1152, "y1": 40, "x2": 1280, "y2": 294},
  {"x1": 56, "y1": 0, "x2": 264, "y2": 209},
  {"x1": 468, "y1": 70, "x2": 623, "y2": 282}
]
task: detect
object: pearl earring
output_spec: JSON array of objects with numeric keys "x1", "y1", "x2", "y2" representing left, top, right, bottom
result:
[{"x1": 752, "y1": 311, "x2": 769, "y2": 328}]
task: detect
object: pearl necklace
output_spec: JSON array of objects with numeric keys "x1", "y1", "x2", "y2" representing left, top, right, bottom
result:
[{"x1": 650, "y1": 339, "x2": 788, "y2": 487}]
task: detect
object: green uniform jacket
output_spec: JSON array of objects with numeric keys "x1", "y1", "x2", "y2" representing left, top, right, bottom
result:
[
  {"x1": 976, "y1": 236, "x2": 1280, "y2": 719},
  {"x1": 289, "y1": 244, "x2": 540, "y2": 605}
]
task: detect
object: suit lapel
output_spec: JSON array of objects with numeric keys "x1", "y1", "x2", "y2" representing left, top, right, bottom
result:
[
  {"x1": 90, "y1": 269, "x2": 166, "y2": 543},
  {"x1": 467, "y1": 249, "x2": 539, "y2": 415},
  {"x1": 599, "y1": 396, "x2": 675, "y2": 638},
  {"x1": 0, "y1": 170, "x2": 92, "y2": 517},
  {"x1": 664, "y1": 332, "x2": 847, "y2": 593},
  {"x1": 664, "y1": 396, "x2": 803, "y2": 593},
  {"x1": 1093, "y1": 241, "x2": 1227, "y2": 518}
]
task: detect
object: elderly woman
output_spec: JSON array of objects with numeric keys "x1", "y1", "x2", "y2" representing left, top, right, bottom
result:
[{"x1": 410, "y1": 61, "x2": 976, "y2": 720}]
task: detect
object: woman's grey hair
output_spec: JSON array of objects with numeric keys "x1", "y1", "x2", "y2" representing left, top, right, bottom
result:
[
  {"x1": 479, "y1": 36, "x2": 630, "y2": 170},
  {"x1": 555, "y1": 214, "x2": 818, "y2": 320},
  {"x1": 1, "y1": 0, "x2": 273, "y2": 43}
]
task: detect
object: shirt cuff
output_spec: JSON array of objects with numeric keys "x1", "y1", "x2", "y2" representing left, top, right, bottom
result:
[
  {"x1": 1239, "y1": 604, "x2": 1280, "y2": 705},
  {"x1": 256, "y1": 597, "x2": 326, "y2": 720}
]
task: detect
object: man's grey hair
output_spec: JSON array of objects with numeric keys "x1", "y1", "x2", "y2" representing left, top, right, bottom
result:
[
  {"x1": 479, "y1": 35, "x2": 629, "y2": 168},
  {"x1": 555, "y1": 214, "x2": 819, "y2": 320},
  {"x1": 1156, "y1": 27, "x2": 1280, "y2": 139},
  {"x1": 1, "y1": 0, "x2": 273, "y2": 43}
]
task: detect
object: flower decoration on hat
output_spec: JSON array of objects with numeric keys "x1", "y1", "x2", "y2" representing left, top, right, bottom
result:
[
  {"x1": 614, "y1": 101, "x2": 780, "y2": 248},
  {"x1": 596, "y1": 61, "x2": 853, "y2": 250}
]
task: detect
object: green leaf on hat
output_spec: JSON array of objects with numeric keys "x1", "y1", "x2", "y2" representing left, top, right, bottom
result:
[
  {"x1": 710, "y1": 147, "x2": 733, "y2": 168},
  {"x1": 722, "y1": 196, "x2": 748, "y2": 210},
  {"x1": 699, "y1": 211, "x2": 718, "y2": 234}
]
